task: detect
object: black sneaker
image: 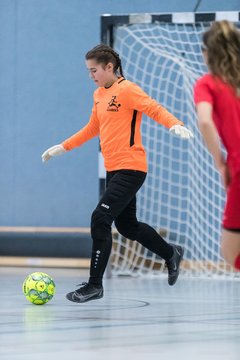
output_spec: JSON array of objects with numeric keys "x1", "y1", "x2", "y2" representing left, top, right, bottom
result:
[
  {"x1": 66, "y1": 282, "x2": 104, "y2": 303},
  {"x1": 165, "y1": 245, "x2": 184, "y2": 286}
]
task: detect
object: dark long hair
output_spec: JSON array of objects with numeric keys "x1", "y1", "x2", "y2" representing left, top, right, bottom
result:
[
  {"x1": 202, "y1": 20, "x2": 240, "y2": 93},
  {"x1": 85, "y1": 44, "x2": 124, "y2": 77}
]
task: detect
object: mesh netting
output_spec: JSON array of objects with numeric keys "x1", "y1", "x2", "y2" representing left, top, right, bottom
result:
[{"x1": 110, "y1": 22, "x2": 239, "y2": 278}]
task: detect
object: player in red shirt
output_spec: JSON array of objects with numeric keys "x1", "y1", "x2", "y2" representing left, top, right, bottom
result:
[
  {"x1": 194, "y1": 20, "x2": 240, "y2": 271},
  {"x1": 42, "y1": 44, "x2": 193, "y2": 303}
]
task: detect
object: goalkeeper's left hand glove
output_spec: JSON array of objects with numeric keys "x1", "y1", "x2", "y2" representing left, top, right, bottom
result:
[{"x1": 169, "y1": 125, "x2": 194, "y2": 139}]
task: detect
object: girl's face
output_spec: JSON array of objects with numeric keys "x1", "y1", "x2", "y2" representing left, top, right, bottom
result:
[
  {"x1": 202, "y1": 49, "x2": 208, "y2": 66},
  {"x1": 86, "y1": 59, "x2": 118, "y2": 87}
]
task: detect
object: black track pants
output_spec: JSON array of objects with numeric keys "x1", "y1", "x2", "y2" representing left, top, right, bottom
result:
[{"x1": 89, "y1": 170, "x2": 173, "y2": 285}]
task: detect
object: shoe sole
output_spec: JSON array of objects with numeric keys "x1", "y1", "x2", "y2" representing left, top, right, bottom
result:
[{"x1": 66, "y1": 291, "x2": 104, "y2": 303}]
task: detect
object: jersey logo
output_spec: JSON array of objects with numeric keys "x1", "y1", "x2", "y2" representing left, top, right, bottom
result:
[{"x1": 107, "y1": 96, "x2": 121, "y2": 112}]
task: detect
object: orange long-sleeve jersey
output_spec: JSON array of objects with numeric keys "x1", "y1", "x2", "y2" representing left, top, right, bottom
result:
[{"x1": 62, "y1": 78, "x2": 184, "y2": 172}]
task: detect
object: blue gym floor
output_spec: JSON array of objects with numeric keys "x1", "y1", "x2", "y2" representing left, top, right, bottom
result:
[{"x1": 0, "y1": 267, "x2": 240, "y2": 360}]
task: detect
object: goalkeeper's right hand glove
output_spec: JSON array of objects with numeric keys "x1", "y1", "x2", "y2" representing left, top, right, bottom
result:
[{"x1": 41, "y1": 144, "x2": 66, "y2": 163}]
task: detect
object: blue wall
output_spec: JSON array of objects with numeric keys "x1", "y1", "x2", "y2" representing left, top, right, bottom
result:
[{"x1": 0, "y1": 0, "x2": 239, "y2": 227}]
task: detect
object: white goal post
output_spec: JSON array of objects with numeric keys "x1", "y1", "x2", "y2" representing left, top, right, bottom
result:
[{"x1": 100, "y1": 12, "x2": 240, "y2": 278}]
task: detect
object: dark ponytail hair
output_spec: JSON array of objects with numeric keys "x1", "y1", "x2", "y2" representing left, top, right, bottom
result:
[{"x1": 85, "y1": 44, "x2": 124, "y2": 77}]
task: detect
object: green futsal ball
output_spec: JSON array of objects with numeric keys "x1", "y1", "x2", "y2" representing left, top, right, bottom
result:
[{"x1": 22, "y1": 272, "x2": 56, "y2": 305}]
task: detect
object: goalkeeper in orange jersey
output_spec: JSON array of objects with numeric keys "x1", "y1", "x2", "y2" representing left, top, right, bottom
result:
[
  {"x1": 42, "y1": 44, "x2": 193, "y2": 303},
  {"x1": 194, "y1": 20, "x2": 240, "y2": 271}
]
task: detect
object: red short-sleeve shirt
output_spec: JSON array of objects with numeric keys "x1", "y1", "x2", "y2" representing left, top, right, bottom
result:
[
  {"x1": 194, "y1": 74, "x2": 240, "y2": 175},
  {"x1": 194, "y1": 74, "x2": 240, "y2": 229}
]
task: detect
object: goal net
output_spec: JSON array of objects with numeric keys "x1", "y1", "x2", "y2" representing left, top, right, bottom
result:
[{"x1": 102, "y1": 14, "x2": 239, "y2": 278}]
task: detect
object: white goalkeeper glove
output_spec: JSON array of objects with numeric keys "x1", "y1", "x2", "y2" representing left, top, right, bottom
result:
[
  {"x1": 41, "y1": 144, "x2": 66, "y2": 163},
  {"x1": 169, "y1": 125, "x2": 194, "y2": 139}
]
